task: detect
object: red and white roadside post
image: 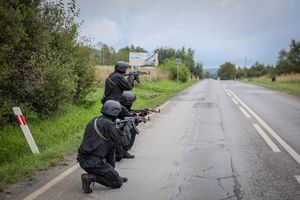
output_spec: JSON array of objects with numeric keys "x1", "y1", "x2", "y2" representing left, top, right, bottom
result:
[{"x1": 12, "y1": 107, "x2": 40, "y2": 155}]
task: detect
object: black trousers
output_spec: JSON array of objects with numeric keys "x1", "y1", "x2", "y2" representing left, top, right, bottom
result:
[
  {"x1": 82, "y1": 163, "x2": 123, "y2": 188},
  {"x1": 115, "y1": 129, "x2": 137, "y2": 160},
  {"x1": 124, "y1": 129, "x2": 137, "y2": 151}
]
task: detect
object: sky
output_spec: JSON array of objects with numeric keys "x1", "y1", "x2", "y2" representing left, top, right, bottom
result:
[{"x1": 74, "y1": 0, "x2": 300, "y2": 68}]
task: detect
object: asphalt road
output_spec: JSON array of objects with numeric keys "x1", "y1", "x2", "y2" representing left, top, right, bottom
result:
[{"x1": 12, "y1": 80, "x2": 300, "y2": 200}]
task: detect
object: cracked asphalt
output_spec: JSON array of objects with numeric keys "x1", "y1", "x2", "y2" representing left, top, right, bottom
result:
[{"x1": 9, "y1": 80, "x2": 300, "y2": 200}]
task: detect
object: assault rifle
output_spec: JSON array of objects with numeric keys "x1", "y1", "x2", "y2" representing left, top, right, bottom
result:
[
  {"x1": 115, "y1": 116, "x2": 150, "y2": 135},
  {"x1": 124, "y1": 71, "x2": 150, "y2": 84},
  {"x1": 131, "y1": 108, "x2": 160, "y2": 117},
  {"x1": 116, "y1": 116, "x2": 150, "y2": 124}
]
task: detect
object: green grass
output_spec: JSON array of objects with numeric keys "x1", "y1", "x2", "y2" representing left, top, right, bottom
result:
[
  {"x1": 0, "y1": 79, "x2": 196, "y2": 191},
  {"x1": 242, "y1": 78, "x2": 300, "y2": 97}
]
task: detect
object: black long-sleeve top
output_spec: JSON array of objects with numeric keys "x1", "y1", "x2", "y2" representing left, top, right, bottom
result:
[
  {"x1": 77, "y1": 115, "x2": 131, "y2": 167},
  {"x1": 102, "y1": 71, "x2": 135, "y2": 103}
]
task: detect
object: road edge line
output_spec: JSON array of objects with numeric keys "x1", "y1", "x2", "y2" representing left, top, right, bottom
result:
[
  {"x1": 232, "y1": 98, "x2": 238, "y2": 105},
  {"x1": 253, "y1": 124, "x2": 281, "y2": 152},
  {"x1": 239, "y1": 106, "x2": 251, "y2": 118},
  {"x1": 295, "y1": 175, "x2": 300, "y2": 184},
  {"x1": 228, "y1": 88, "x2": 300, "y2": 165},
  {"x1": 23, "y1": 164, "x2": 79, "y2": 200}
]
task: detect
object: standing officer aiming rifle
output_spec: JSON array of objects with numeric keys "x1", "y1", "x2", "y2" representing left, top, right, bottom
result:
[
  {"x1": 101, "y1": 61, "x2": 137, "y2": 104},
  {"x1": 101, "y1": 61, "x2": 150, "y2": 104}
]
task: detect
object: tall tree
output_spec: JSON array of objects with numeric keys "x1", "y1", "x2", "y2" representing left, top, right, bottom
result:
[
  {"x1": 154, "y1": 47, "x2": 176, "y2": 64},
  {"x1": 217, "y1": 62, "x2": 236, "y2": 80},
  {"x1": 276, "y1": 39, "x2": 300, "y2": 74},
  {"x1": 193, "y1": 63, "x2": 203, "y2": 79},
  {"x1": 0, "y1": 0, "x2": 95, "y2": 125},
  {"x1": 0, "y1": 0, "x2": 49, "y2": 123},
  {"x1": 154, "y1": 46, "x2": 201, "y2": 76},
  {"x1": 116, "y1": 46, "x2": 130, "y2": 62}
]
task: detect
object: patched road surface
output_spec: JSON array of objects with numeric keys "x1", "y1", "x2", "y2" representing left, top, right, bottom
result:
[{"x1": 8, "y1": 80, "x2": 300, "y2": 200}]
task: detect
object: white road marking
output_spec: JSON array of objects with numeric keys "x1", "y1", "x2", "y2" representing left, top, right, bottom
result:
[
  {"x1": 148, "y1": 101, "x2": 170, "y2": 117},
  {"x1": 295, "y1": 175, "x2": 300, "y2": 184},
  {"x1": 253, "y1": 124, "x2": 281, "y2": 152},
  {"x1": 158, "y1": 101, "x2": 170, "y2": 110},
  {"x1": 232, "y1": 98, "x2": 238, "y2": 105},
  {"x1": 238, "y1": 106, "x2": 251, "y2": 118},
  {"x1": 23, "y1": 164, "x2": 79, "y2": 200},
  {"x1": 228, "y1": 88, "x2": 300, "y2": 165},
  {"x1": 224, "y1": 88, "x2": 232, "y2": 97}
]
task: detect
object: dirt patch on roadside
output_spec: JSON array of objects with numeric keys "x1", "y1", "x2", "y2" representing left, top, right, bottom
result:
[{"x1": 0, "y1": 151, "x2": 78, "y2": 200}]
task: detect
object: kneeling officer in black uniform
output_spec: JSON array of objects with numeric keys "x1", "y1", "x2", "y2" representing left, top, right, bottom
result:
[
  {"x1": 77, "y1": 100, "x2": 131, "y2": 193},
  {"x1": 117, "y1": 91, "x2": 138, "y2": 160}
]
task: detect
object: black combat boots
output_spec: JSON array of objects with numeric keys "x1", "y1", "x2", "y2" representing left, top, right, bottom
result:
[
  {"x1": 120, "y1": 176, "x2": 128, "y2": 183},
  {"x1": 123, "y1": 151, "x2": 135, "y2": 159},
  {"x1": 81, "y1": 173, "x2": 96, "y2": 193}
]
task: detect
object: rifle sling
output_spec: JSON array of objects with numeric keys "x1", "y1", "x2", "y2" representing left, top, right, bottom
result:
[
  {"x1": 94, "y1": 117, "x2": 110, "y2": 141},
  {"x1": 107, "y1": 77, "x2": 116, "y2": 86}
]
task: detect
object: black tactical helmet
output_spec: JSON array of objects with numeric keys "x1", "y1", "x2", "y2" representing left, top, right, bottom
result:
[
  {"x1": 120, "y1": 91, "x2": 136, "y2": 106},
  {"x1": 115, "y1": 61, "x2": 130, "y2": 73},
  {"x1": 101, "y1": 100, "x2": 122, "y2": 116}
]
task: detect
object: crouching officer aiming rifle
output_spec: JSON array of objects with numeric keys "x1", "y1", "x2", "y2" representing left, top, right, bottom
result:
[
  {"x1": 114, "y1": 115, "x2": 150, "y2": 161},
  {"x1": 77, "y1": 100, "x2": 131, "y2": 193},
  {"x1": 124, "y1": 71, "x2": 150, "y2": 84},
  {"x1": 115, "y1": 91, "x2": 150, "y2": 160}
]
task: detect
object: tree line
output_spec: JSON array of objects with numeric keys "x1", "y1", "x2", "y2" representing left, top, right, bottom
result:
[
  {"x1": 93, "y1": 44, "x2": 204, "y2": 80},
  {"x1": 154, "y1": 47, "x2": 203, "y2": 79},
  {"x1": 0, "y1": 0, "x2": 204, "y2": 126},
  {"x1": 217, "y1": 39, "x2": 300, "y2": 80},
  {"x1": 93, "y1": 44, "x2": 147, "y2": 66}
]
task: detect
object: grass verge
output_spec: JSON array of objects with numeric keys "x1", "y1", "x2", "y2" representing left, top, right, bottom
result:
[
  {"x1": 242, "y1": 75, "x2": 300, "y2": 97},
  {"x1": 0, "y1": 79, "x2": 197, "y2": 191}
]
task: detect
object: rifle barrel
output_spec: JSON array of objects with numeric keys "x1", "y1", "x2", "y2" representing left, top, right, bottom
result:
[
  {"x1": 132, "y1": 108, "x2": 160, "y2": 113},
  {"x1": 124, "y1": 71, "x2": 150, "y2": 76}
]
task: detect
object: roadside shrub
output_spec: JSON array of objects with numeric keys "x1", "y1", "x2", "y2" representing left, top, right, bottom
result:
[
  {"x1": 72, "y1": 45, "x2": 96, "y2": 103},
  {"x1": 159, "y1": 59, "x2": 189, "y2": 82},
  {"x1": 0, "y1": 0, "x2": 95, "y2": 125},
  {"x1": 178, "y1": 65, "x2": 189, "y2": 82}
]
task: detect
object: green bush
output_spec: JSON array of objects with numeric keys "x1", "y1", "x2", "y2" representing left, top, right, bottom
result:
[
  {"x1": 0, "y1": 0, "x2": 95, "y2": 125},
  {"x1": 72, "y1": 45, "x2": 96, "y2": 103},
  {"x1": 178, "y1": 65, "x2": 189, "y2": 82},
  {"x1": 159, "y1": 59, "x2": 189, "y2": 82}
]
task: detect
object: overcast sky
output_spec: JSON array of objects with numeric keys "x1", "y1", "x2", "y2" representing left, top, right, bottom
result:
[{"x1": 75, "y1": 0, "x2": 300, "y2": 68}]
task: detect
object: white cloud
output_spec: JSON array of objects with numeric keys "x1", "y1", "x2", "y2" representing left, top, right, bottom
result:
[
  {"x1": 129, "y1": 30, "x2": 188, "y2": 49},
  {"x1": 81, "y1": 17, "x2": 120, "y2": 45},
  {"x1": 77, "y1": 0, "x2": 300, "y2": 68},
  {"x1": 218, "y1": 0, "x2": 234, "y2": 8}
]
